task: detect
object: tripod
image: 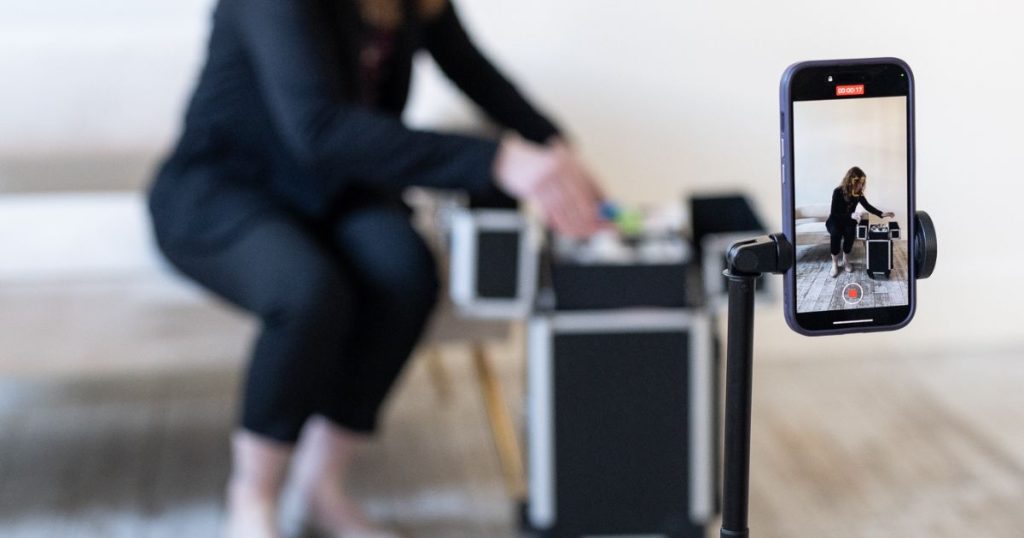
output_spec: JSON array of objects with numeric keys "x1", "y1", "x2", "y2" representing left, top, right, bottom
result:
[{"x1": 719, "y1": 211, "x2": 937, "y2": 538}]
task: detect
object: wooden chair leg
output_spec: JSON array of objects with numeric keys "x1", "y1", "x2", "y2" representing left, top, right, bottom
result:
[
  {"x1": 472, "y1": 342, "x2": 527, "y2": 500},
  {"x1": 425, "y1": 345, "x2": 452, "y2": 404}
]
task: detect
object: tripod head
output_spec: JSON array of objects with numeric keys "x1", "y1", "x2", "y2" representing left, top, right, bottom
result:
[{"x1": 725, "y1": 233, "x2": 793, "y2": 277}]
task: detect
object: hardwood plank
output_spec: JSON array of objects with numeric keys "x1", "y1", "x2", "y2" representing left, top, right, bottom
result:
[{"x1": 1, "y1": 305, "x2": 1021, "y2": 537}]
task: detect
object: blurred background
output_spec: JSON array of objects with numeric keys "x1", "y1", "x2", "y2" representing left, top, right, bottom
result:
[{"x1": 1, "y1": 0, "x2": 1022, "y2": 537}]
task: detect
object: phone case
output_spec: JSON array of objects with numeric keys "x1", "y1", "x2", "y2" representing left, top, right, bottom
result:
[{"x1": 780, "y1": 57, "x2": 917, "y2": 336}]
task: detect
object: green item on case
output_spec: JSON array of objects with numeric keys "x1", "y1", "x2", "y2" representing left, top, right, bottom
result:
[{"x1": 599, "y1": 202, "x2": 643, "y2": 236}]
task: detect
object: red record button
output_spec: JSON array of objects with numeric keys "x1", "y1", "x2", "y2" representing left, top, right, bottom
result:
[{"x1": 842, "y1": 283, "x2": 864, "y2": 305}]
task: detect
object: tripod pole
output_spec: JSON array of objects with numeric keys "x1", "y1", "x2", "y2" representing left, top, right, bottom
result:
[
  {"x1": 718, "y1": 233, "x2": 793, "y2": 538},
  {"x1": 720, "y1": 271, "x2": 759, "y2": 538}
]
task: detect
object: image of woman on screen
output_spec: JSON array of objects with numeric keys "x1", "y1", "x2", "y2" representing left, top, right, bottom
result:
[{"x1": 825, "y1": 166, "x2": 896, "y2": 277}]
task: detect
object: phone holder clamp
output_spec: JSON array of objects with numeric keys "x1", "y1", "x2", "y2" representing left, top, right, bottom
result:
[{"x1": 719, "y1": 211, "x2": 936, "y2": 538}]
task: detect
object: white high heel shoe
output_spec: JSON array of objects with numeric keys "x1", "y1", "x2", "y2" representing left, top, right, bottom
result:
[
  {"x1": 842, "y1": 254, "x2": 853, "y2": 272},
  {"x1": 280, "y1": 494, "x2": 402, "y2": 538}
]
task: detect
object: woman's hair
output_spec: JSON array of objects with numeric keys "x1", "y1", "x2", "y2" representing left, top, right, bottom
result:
[{"x1": 840, "y1": 166, "x2": 867, "y2": 200}]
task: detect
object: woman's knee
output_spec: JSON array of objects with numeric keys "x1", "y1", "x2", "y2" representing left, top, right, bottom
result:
[
  {"x1": 262, "y1": 262, "x2": 353, "y2": 331},
  {"x1": 370, "y1": 249, "x2": 440, "y2": 317},
  {"x1": 334, "y1": 208, "x2": 440, "y2": 316}
]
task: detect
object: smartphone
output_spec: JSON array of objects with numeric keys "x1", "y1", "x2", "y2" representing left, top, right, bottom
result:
[{"x1": 780, "y1": 58, "x2": 916, "y2": 335}]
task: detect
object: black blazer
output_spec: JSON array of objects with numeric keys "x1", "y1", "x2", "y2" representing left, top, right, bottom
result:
[
  {"x1": 149, "y1": 0, "x2": 560, "y2": 250},
  {"x1": 826, "y1": 186, "x2": 884, "y2": 230}
]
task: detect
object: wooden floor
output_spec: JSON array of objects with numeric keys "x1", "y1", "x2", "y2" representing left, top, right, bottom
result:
[
  {"x1": 749, "y1": 352, "x2": 1024, "y2": 538},
  {"x1": 796, "y1": 240, "x2": 909, "y2": 313},
  {"x1": 1, "y1": 281, "x2": 1023, "y2": 537},
  {"x1": 0, "y1": 350, "x2": 519, "y2": 538}
]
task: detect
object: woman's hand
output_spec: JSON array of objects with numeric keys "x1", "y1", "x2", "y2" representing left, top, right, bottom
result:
[
  {"x1": 882, "y1": 211, "x2": 896, "y2": 218},
  {"x1": 493, "y1": 135, "x2": 603, "y2": 238}
]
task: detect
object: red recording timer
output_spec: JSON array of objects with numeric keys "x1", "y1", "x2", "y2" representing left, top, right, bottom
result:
[{"x1": 836, "y1": 84, "x2": 865, "y2": 96}]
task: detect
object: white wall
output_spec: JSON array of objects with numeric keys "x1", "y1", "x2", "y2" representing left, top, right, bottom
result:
[
  {"x1": 409, "y1": 0, "x2": 1024, "y2": 354},
  {"x1": 792, "y1": 97, "x2": 908, "y2": 233},
  {"x1": 1, "y1": 0, "x2": 1022, "y2": 353},
  {"x1": 0, "y1": 0, "x2": 210, "y2": 156}
]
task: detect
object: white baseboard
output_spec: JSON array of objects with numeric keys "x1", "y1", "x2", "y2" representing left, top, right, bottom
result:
[{"x1": 0, "y1": 191, "x2": 168, "y2": 281}]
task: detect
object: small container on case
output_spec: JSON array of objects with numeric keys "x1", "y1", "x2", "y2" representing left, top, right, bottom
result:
[
  {"x1": 689, "y1": 194, "x2": 768, "y2": 304},
  {"x1": 449, "y1": 208, "x2": 539, "y2": 318},
  {"x1": 857, "y1": 217, "x2": 869, "y2": 240},
  {"x1": 889, "y1": 221, "x2": 901, "y2": 239}
]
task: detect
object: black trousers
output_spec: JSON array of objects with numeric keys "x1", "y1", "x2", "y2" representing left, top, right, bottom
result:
[
  {"x1": 826, "y1": 217, "x2": 857, "y2": 256},
  {"x1": 159, "y1": 204, "x2": 439, "y2": 443}
]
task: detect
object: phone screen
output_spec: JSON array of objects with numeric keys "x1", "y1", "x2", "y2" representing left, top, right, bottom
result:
[{"x1": 787, "y1": 62, "x2": 913, "y2": 332}]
